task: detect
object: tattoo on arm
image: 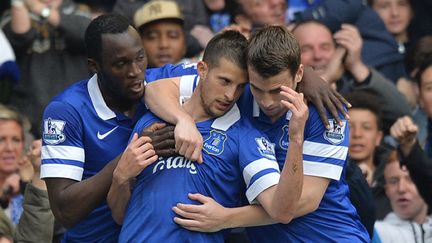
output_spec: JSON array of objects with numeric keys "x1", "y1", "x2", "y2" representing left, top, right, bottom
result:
[{"x1": 292, "y1": 163, "x2": 299, "y2": 173}]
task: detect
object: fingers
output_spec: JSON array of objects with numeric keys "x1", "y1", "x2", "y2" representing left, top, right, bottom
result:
[
  {"x1": 175, "y1": 202, "x2": 202, "y2": 214},
  {"x1": 143, "y1": 122, "x2": 166, "y2": 133},
  {"x1": 153, "y1": 138, "x2": 175, "y2": 151},
  {"x1": 176, "y1": 136, "x2": 203, "y2": 162},
  {"x1": 173, "y1": 217, "x2": 206, "y2": 232},
  {"x1": 172, "y1": 205, "x2": 200, "y2": 220},
  {"x1": 312, "y1": 97, "x2": 329, "y2": 129},
  {"x1": 188, "y1": 193, "x2": 211, "y2": 203},
  {"x1": 142, "y1": 126, "x2": 174, "y2": 141},
  {"x1": 156, "y1": 148, "x2": 177, "y2": 158}
]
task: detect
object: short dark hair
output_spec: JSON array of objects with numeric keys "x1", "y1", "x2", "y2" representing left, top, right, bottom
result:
[
  {"x1": 414, "y1": 55, "x2": 432, "y2": 87},
  {"x1": 405, "y1": 36, "x2": 432, "y2": 76},
  {"x1": 345, "y1": 90, "x2": 383, "y2": 131},
  {"x1": 247, "y1": 25, "x2": 301, "y2": 78},
  {"x1": 202, "y1": 30, "x2": 248, "y2": 70},
  {"x1": 85, "y1": 14, "x2": 132, "y2": 62}
]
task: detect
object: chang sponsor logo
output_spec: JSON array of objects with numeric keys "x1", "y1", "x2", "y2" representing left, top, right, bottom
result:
[{"x1": 153, "y1": 156, "x2": 197, "y2": 174}]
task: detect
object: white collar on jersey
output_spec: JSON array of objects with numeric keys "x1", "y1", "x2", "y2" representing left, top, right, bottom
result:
[
  {"x1": 179, "y1": 74, "x2": 240, "y2": 131},
  {"x1": 88, "y1": 74, "x2": 117, "y2": 120},
  {"x1": 252, "y1": 97, "x2": 292, "y2": 120},
  {"x1": 211, "y1": 104, "x2": 240, "y2": 131}
]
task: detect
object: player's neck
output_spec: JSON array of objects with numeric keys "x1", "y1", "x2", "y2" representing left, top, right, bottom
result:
[{"x1": 183, "y1": 92, "x2": 211, "y2": 123}]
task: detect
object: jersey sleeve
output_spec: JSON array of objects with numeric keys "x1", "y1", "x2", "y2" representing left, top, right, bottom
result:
[
  {"x1": 302, "y1": 105, "x2": 349, "y2": 180},
  {"x1": 238, "y1": 120, "x2": 281, "y2": 204},
  {"x1": 145, "y1": 63, "x2": 198, "y2": 83},
  {"x1": 41, "y1": 101, "x2": 85, "y2": 181},
  {"x1": 179, "y1": 75, "x2": 199, "y2": 104}
]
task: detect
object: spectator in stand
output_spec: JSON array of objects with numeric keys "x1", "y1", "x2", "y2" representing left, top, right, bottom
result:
[
  {"x1": 373, "y1": 150, "x2": 432, "y2": 243},
  {"x1": 344, "y1": 91, "x2": 392, "y2": 221},
  {"x1": 133, "y1": 0, "x2": 187, "y2": 68},
  {"x1": 398, "y1": 36, "x2": 432, "y2": 147},
  {"x1": 0, "y1": 105, "x2": 32, "y2": 227},
  {"x1": 369, "y1": 0, "x2": 413, "y2": 54},
  {"x1": 390, "y1": 57, "x2": 432, "y2": 208},
  {"x1": 113, "y1": 0, "x2": 208, "y2": 57},
  {"x1": 14, "y1": 139, "x2": 57, "y2": 242},
  {"x1": 292, "y1": 20, "x2": 410, "y2": 134},
  {"x1": 1, "y1": 0, "x2": 92, "y2": 136},
  {"x1": 289, "y1": 0, "x2": 405, "y2": 83}
]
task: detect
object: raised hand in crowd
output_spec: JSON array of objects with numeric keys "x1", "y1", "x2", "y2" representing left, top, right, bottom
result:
[
  {"x1": 334, "y1": 24, "x2": 369, "y2": 83},
  {"x1": 390, "y1": 116, "x2": 419, "y2": 155}
]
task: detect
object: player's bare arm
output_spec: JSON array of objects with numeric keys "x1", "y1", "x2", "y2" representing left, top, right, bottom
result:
[
  {"x1": 255, "y1": 86, "x2": 308, "y2": 223},
  {"x1": 145, "y1": 78, "x2": 203, "y2": 163}
]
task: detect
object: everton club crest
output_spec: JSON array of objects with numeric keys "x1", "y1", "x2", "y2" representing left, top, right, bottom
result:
[{"x1": 203, "y1": 130, "x2": 227, "y2": 155}]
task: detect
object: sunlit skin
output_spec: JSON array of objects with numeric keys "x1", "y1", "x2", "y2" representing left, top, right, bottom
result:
[
  {"x1": 384, "y1": 162, "x2": 428, "y2": 223},
  {"x1": 191, "y1": 58, "x2": 248, "y2": 121},
  {"x1": 292, "y1": 22, "x2": 335, "y2": 74},
  {"x1": 371, "y1": 0, "x2": 412, "y2": 42},
  {"x1": 0, "y1": 120, "x2": 23, "y2": 176},
  {"x1": 348, "y1": 109, "x2": 383, "y2": 169},
  {"x1": 249, "y1": 66, "x2": 303, "y2": 122},
  {"x1": 419, "y1": 66, "x2": 432, "y2": 118},
  {"x1": 94, "y1": 26, "x2": 147, "y2": 113},
  {"x1": 141, "y1": 20, "x2": 186, "y2": 68},
  {"x1": 238, "y1": 0, "x2": 286, "y2": 26}
]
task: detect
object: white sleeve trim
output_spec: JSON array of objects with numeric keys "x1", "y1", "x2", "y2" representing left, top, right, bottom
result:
[
  {"x1": 179, "y1": 75, "x2": 197, "y2": 104},
  {"x1": 246, "y1": 172, "x2": 280, "y2": 204},
  {"x1": 303, "y1": 141, "x2": 348, "y2": 160},
  {"x1": 42, "y1": 145, "x2": 85, "y2": 162},
  {"x1": 40, "y1": 164, "x2": 83, "y2": 181},
  {"x1": 243, "y1": 158, "x2": 280, "y2": 186},
  {"x1": 303, "y1": 160, "x2": 343, "y2": 180}
]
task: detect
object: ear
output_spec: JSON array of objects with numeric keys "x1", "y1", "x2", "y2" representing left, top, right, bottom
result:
[
  {"x1": 197, "y1": 61, "x2": 208, "y2": 81},
  {"x1": 88, "y1": 58, "x2": 99, "y2": 74},
  {"x1": 295, "y1": 64, "x2": 304, "y2": 83}
]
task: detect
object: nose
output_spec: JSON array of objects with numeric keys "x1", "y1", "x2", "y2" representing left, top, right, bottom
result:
[
  {"x1": 351, "y1": 126, "x2": 362, "y2": 138},
  {"x1": 260, "y1": 93, "x2": 275, "y2": 109},
  {"x1": 224, "y1": 86, "x2": 237, "y2": 102},
  {"x1": 390, "y1": 4, "x2": 399, "y2": 16},
  {"x1": 397, "y1": 178, "x2": 408, "y2": 193},
  {"x1": 159, "y1": 35, "x2": 169, "y2": 49},
  {"x1": 128, "y1": 61, "x2": 142, "y2": 77}
]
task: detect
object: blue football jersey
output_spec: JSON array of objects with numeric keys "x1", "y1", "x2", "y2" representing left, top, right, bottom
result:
[
  {"x1": 178, "y1": 79, "x2": 369, "y2": 242},
  {"x1": 120, "y1": 101, "x2": 280, "y2": 242},
  {"x1": 238, "y1": 86, "x2": 369, "y2": 242},
  {"x1": 40, "y1": 64, "x2": 197, "y2": 242}
]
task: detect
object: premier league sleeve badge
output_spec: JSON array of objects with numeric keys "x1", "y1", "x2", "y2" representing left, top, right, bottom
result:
[
  {"x1": 43, "y1": 118, "x2": 66, "y2": 145},
  {"x1": 323, "y1": 119, "x2": 346, "y2": 145}
]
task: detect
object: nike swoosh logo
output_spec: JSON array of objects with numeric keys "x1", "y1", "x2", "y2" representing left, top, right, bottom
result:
[{"x1": 97, "y1": 126, "x2": 119, "y2": 140}]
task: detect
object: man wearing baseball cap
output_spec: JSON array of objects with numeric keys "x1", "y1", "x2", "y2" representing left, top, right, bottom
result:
[{"x1": 134, "y1": 0, "x2": 188, "y2": 68}]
